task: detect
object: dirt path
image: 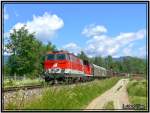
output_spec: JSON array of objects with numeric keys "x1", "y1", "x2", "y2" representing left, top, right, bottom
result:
[{"x1": 85, "y1": 79, "x2": 130, "y2": 111}]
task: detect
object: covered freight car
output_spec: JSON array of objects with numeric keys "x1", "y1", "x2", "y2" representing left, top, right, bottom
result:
[{"x1": 92, "y1": 64, "x2": 107, "y2": 78}]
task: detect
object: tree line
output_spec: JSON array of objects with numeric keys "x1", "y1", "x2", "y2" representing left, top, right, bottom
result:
[
  {"x1": 77, "y1": 51, "x2": 147, "y2": 75},
  {"x1": 3, "y1": 26, "x2": 147, "y2": 77}
]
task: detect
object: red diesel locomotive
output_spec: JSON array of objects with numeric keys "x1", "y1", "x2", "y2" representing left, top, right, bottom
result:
[{"x1": 44, "y1": 50, "x2": 93, "y2": 83}]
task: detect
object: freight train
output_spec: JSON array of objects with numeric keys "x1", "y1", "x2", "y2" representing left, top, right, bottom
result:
[{"x1": 43, "y1": 50, "x2": 120, "y2": 83}]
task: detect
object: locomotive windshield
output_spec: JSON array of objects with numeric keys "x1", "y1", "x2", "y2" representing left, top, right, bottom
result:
[
  {"x1": 47, "y1": 54, "x2": 55, "y2": 60},
  {"x1": 56, "y1": 54, "x2": 66, "y2": 60},
  {"x1": 47, "y1": 54, "x2": 66, "y2": 60}
]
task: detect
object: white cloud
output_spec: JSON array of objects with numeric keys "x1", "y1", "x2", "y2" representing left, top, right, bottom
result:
[
  {"x1": 3, "y1": 46, "x2": 13, "y2": 56},
  {"x1": 10, "y1": 12, "x2": 64, "y2": 43},
  {"x1": 123, "y1": 43, "x2": 134, "y2": 56},
  {"x1": 63, "y1": 42, "x2": 81, "y2": 55},
  {"x1": 4, "y1": 32, "x2": 10, "y2": 39},
  {"x1": 85, "y1": 34, "x2": 120, "y2": 57},
  {"x1": 116, "y1": 29, "x2": 146, "y2": 45},
  {"x1": 84, "y1": 28, "x2": 146, "y2": 57},
  {"x1": 63, "y1": 43, "x2": 78, "y2": 49},
  {"x1": 138, "y1": 46, "x2": 147, "y2": 58},
  {"x1": 4, "y1": 8, "x2": 9, "y2": 20},
  {"x1": 82, "y1": 24, "x2": 107, "y2": 37},
  {"x1": 10, "y1": 23, "x2": 25, "y2": 33},
  {"x1": 4, "y1": 32, "x2": 10, "y2": 45},
  {"x1": 62, "y1": 28, "x2": 146, "y2": 58}
]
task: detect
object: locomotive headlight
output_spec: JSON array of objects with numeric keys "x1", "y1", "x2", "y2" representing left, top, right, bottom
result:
[
  {"x1": 48, "y1": 69, "x2": 51, "y2": 73},
  {"x1": 56, "y1": 68, "x2": 59, "y2": 72}
]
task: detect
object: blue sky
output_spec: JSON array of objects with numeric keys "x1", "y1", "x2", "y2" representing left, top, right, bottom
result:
[{"x1": 3, "y1": 3, "x2": 147, "y2": 58}]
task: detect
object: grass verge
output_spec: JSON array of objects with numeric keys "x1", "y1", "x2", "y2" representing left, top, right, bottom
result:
[
  {"x1": 5, "y1": 77, "x2": 121, "y2": 110},
  {"x1": 127, "y1": 79, "x2": 147, "y2": 110},
  {"x1": 3, "y1": 78, "x2": 44, "y2": 88}
]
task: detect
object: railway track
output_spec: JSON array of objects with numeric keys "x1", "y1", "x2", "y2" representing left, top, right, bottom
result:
[
  {"x1": 3, "y1": 81, "x2": 82, "y2": 93},
  {"x1": 3, "y1": 84, "x2": 44, "y2": 93},
  {"x1": 3, "y1": 74, "x2": 138, "y2": 93}
]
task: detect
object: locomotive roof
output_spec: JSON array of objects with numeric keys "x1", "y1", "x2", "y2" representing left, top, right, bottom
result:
[
  {"x1": 47, "y1": 50, "x2": 68, "y2": 54},
  {"x1": 46, "y1": 50, "x2": 76, "y2": 56},
  {"x1": 93, "y1": 64, "x2": 106, "y2": 70},
  {"x1": 46, "y1": 50, "x2": 87, "y2": 61}
]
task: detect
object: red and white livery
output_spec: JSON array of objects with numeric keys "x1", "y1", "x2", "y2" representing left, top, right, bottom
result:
[{"x1": 44, "y1": 50, "x2": 93, "y2": 82}]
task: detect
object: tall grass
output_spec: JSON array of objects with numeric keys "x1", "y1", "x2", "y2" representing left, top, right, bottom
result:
[
  {"x1": 5, "y1": 77, "x2": 120, "y2": 110},
  {"x1": 127, "y1": 79, "x2": 148, "y2": 110}
]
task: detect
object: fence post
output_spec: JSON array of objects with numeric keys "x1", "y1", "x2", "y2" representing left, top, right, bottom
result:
[
  {"x1": 14, "y1": 73, "x2": 16, "y2": 81},
  {"x1": 39, "y1": 74, "x2": 40, "y2": 79},
  {"x1": 24, "y1": 74, "x2": 26, "y2": 80}
]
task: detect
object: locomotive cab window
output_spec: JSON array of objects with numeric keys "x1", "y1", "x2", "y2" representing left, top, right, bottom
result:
[
  {"x1": 56, "y1": 54, "x2": 66, "y2": 60},
  {"x1": 47, "y1": 54, "x2": 55, "y2": 60},
  {"x1": 83, "y1": 60, "x2": 89, "y2": 65}
]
